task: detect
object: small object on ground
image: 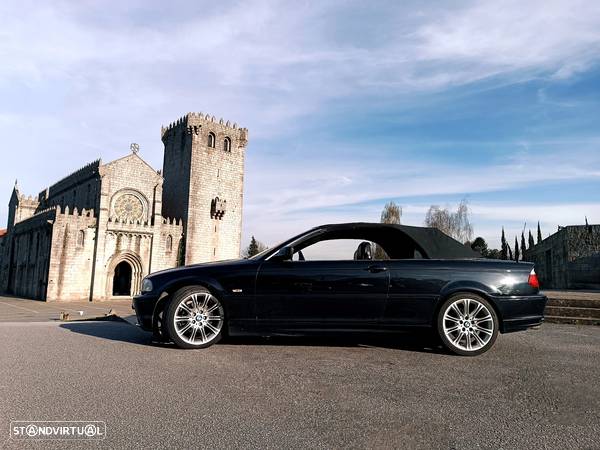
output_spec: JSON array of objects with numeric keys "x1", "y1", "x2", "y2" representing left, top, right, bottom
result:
[
  {"x1": 106, "y1": 309, "x2": 116, "y2": 317},
  {"x1": 59, "y1": 312, "x2": 70, "y2": 321},
  {"x1": 78, "y1": 311, "x2": 84, "y2": 316}
]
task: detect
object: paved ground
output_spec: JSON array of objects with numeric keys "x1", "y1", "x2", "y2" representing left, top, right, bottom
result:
[
  {"x1": 0, "y1": 318, "x2": 598, "y2": 449},
  {"x1": 0, "y1": 295, "x2": 133, "y2": 323}
]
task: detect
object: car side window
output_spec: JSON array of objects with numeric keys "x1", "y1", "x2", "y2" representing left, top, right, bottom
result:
[{"x1": 292, "y1": 239, "x2": 389, "y2": 261}]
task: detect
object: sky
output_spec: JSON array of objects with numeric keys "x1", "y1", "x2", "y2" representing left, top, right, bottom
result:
[{"x1": 1, "y1": 0, "x2": 600, "y2": 250}]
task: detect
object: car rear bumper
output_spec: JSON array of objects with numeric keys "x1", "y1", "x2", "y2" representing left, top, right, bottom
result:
[
  {"x1": 492, "y1": 294, "x2": 548, "y2": 333},
  {"x1": 132, "y1": 293, "x2": 162, "y2": 332}
]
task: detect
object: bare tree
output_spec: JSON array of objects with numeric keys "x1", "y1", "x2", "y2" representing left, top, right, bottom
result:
[
  {"x1": 424, "y1": 199, "x2": 473, "y2": 242},
  {"x1": 380, "y1": 201, "x2": 402, "y2": 224},
  {"x1": 453, "y1": 200, "x2": 474, "y2": 243},
  {"x1": 375, "y1": 201, "x2": 402, "y2": 259}
]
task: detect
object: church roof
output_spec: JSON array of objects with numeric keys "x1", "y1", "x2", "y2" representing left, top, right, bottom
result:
[
  {"x1": 102, "y1": 151, "x2": 162, "y2": 180},
  {"x1": 42, "y1": 150, "x2": 161, "y2": 200}
]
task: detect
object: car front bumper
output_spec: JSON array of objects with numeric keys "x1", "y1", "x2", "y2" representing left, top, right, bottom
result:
[
  {"x1": 492, "y1": 294, "x2": 548, "y2": 333},
  {"x1": 132, "y1": 292, "x2": 162, "y2": 332}
]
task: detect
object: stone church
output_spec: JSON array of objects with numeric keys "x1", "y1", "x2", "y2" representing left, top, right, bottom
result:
[{"x1": 0, "y1": 112, "x2": 248, "y2": 301}]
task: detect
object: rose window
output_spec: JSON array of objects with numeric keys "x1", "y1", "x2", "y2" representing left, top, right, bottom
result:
[{"x1": 114, "y1": 194, "x2": 144, "y2": 222}]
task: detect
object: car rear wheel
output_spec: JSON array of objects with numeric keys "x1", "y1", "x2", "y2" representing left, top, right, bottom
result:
[
  {"x1": 437, "y1": 293, "x2": 498, "y2": 356},
  {"x1": 165, "y1": 286, "x2": 225, "y2": 349}
]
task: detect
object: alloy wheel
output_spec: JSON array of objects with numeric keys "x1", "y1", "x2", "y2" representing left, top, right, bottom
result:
[
  {"x1": 442, "y1": 298, "x2": 494, "y2": 352},
  {"x1": 172, "y1": 292, "x2": 224, "y2": 346}
]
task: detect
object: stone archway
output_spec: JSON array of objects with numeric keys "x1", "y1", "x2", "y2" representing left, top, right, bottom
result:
[
  {"x1": 113, "y1": 261, "x2": 132, "y2": 296},
  {"x1": 106, "y1": 251, "x2": 144, "y2": 298}
]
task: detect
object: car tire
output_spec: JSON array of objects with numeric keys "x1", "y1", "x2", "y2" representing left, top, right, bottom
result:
[
  {"x1": 165, "y1": 286, "x2": 225, "y2": 349},
  {"x1": 151, "y1": 300, "x2": 171, "y2": 343},
  {"x1": 437, "y1": 293, "x2": 499, "y2": 356}
]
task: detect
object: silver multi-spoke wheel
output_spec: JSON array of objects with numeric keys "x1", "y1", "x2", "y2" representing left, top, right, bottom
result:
[
  {"x1": 440, "y1": 296, "x2": 497, "y2": 355},
  {"x1": 172, "y1": 291, "x2": 224, "y2": 346}
]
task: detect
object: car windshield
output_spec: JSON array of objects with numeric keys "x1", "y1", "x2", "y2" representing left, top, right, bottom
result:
[
  {"x1": 247, "y1": 245, "x2": 272, "y2": 260},
  {"x1": 248, "y1": 228, "x2": 325, "y2": 260}
]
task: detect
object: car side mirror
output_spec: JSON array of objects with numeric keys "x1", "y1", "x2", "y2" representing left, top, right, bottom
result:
[{"x1": 272, "y1": 246, "x2": 293, "y2": 261}]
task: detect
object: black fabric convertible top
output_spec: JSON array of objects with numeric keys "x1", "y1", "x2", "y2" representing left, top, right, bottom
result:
[
  {"x1": 318, "y1": 223, "x2": 480, "y2": 259},
  {"x1": 391, "y1": 224, "x2": 480, "y2": 259}
]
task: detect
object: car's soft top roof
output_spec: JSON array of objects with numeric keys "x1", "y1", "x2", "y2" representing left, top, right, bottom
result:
[{"x1": 317, "y1": 222, "x2": 480, "y2": 259}]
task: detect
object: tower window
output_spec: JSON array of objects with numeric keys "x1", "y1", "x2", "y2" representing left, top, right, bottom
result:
[
  {"x1": 208, "y1": 132, "x2": 216, "y2": 148},
  {"x1": 77, "y1": 230, "x2": 85, "y2": 247},
  {"x1": 223, "y1": 137, "x2": 231, "y2": 152},
  {"x1": 166, "y1": 235, "x2": 173, "y2": 254},
  {"x1": 211, "y1": 197, "x2": 226, "y2": 219}
]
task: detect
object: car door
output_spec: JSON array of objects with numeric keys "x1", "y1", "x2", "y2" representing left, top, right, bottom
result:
[
  {"x1": 382, "y1": 259, "x2": 447, "y2": 327},
  {"x1": 254, "y1": 241, "x2": 389, "y2": 331}
]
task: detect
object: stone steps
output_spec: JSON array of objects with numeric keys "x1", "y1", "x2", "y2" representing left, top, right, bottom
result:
[
  {"x1": 543, "y1": 292, "x2": 600, "y2": 325},
  {"x1": 546, "y1": 297, "x2": 600, "y2": 309},
  {"x1": 545, "y1": 305, "x2": 600, "y2": 319},
  {"x1": 544, "y1": 316, "x2": 600, "y2": 326}
]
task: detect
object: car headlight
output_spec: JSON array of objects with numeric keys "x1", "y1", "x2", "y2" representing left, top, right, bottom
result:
[{"x1": 141, "y1": 278, "x2": 153, "y2": 293}]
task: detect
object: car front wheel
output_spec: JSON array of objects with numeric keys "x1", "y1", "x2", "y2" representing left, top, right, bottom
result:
[
  {"x1": 437, "y1": 293, "x2": 498, "y2": 356},
  {"x1": 165, "y1": 286, "x2": 225, "y2": 349}
]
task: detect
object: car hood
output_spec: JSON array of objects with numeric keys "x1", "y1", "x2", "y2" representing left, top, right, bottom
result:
[{"x1": 146, "y1": 258, "x2": 252, "y2": 278}]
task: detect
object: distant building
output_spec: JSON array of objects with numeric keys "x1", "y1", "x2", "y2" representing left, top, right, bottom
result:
[
  {"x1": 523, "y1": 225, "x2": 600, "y2": 290},
  {"x1": 0, "y1": 112, "x2": 248, "y2": 301}
]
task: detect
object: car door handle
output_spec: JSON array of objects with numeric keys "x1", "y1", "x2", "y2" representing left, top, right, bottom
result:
[{"x1": 366, "y1": 264, "x2": 387, "y2": 273}]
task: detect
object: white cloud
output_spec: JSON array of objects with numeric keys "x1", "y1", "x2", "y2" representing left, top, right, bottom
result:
[
  {"x1": 244, "y1": 147, "x2": 600, "y2": 218},
  {"x1": 415, "y1": 0, "x2": 600, "y2": 82}
]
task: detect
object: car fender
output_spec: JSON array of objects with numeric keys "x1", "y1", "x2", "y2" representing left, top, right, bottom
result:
[
  {"x1": 148, "y1": 275, "x2": 229, "y2": 337},
  {"x1": 160, "y1": 274, "x2": 228, "y2": 301},
  {"x1": 437, "y1": 280, "x2": 504, "y2": 321}
]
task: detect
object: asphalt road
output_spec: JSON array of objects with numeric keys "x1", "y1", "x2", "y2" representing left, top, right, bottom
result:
[
  {"x1": 0, "y1": 296, "x2": 133, "y2": 323},
  {"x1": 0, "y1": 320, "x2": 598, "y2": 449}
]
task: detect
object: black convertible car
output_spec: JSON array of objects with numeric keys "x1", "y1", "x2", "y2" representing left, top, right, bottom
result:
[{"x1": 133, "y1": 223, "x2": 547, "y2": 356}]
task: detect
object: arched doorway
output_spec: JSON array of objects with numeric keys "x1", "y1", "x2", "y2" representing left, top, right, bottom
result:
[
  {"x1": 112, "y1": 261, "x2": 132, "y2": 296},
  {"x1": 105, "y1": 250, "x2": 144, "y2": 299}
]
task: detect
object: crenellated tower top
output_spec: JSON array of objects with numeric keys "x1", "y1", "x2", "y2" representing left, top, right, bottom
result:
[{"x1": 160, "y1": 112, "x2": 248, "y2": 148}]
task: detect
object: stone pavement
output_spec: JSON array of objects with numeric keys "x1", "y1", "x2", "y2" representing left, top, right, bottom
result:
[{"x1": 0, "y1": 295, "x2": 134, "y2": 323}]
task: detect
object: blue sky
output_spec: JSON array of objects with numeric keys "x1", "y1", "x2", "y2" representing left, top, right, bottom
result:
[{"x1": 1, "y1": 0, "x2": 599, "y2": 249}]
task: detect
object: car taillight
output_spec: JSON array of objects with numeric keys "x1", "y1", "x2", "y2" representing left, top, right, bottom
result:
[{"x1": 528, "y1": 268, "x2": 540, "y2": 289}]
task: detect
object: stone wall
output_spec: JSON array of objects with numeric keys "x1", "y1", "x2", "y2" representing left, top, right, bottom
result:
[
  {"x1": 524, "y1": 225, "x2": 600, "y2": 290},
  {"x1": 0, "y1": 207, "x2": 55, "y2": 299},
  {"x1": 566, "y1": 225, "x2": 600, "y2": 289},
  {"x1": 46, "y1": 207, "x2": 97, "y2": 301}
]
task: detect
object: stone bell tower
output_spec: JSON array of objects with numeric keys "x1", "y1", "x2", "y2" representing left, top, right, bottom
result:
[{"x1": 161, "y1": 112, "x2": 248, "y2": 264}]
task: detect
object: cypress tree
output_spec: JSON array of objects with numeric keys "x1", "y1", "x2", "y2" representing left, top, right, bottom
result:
[
  {"x1": 247, "y1": 236, "x2": 259, "y2": 257},
  {"x1": 501, "y1": 228, "x2": 508, "y2": 260},
  {"x1": 537, "y1": 221, "x2": 542, "y2": 244},
  {"x1": 521, "y1": 232, "x2": 526, "y2": 259},
  {"x1": 528, "y1": 230, "x2": 535, "y2": 249},
  {"x1": 514, "y1": 237, "x2": 520, "y2": 262},
  {"x1": 508, "y1": 243, "x2": 513, "y2": 261}
]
